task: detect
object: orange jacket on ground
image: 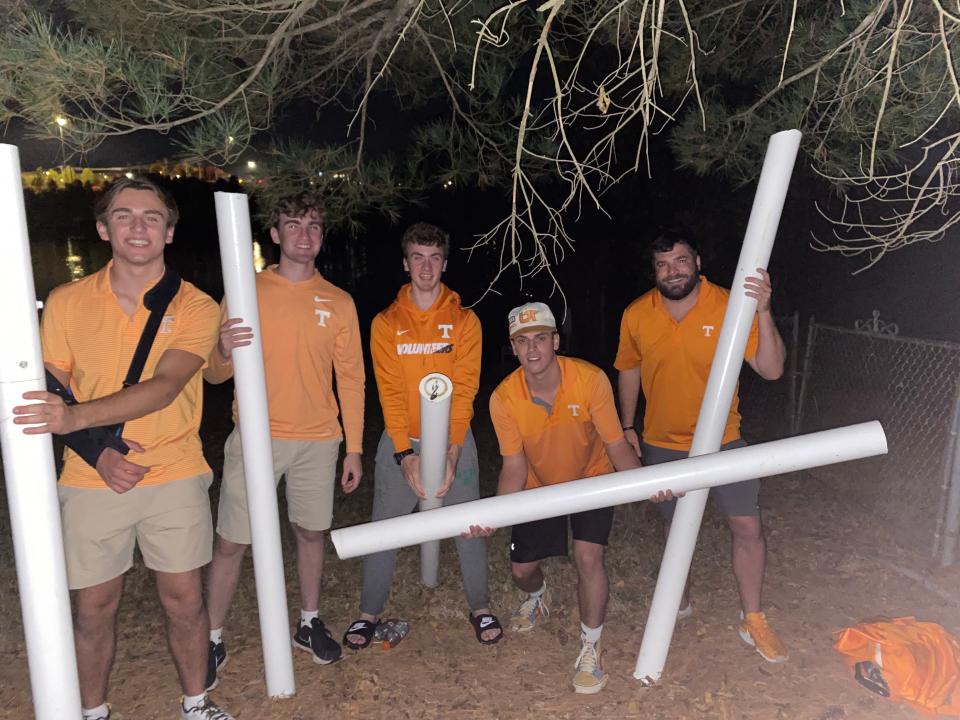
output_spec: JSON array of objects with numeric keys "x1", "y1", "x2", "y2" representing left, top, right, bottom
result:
[
  {"x1": 371, "y1": 283, "x2": 480, "y2": 452},
  {"x1": 834, "y1": 617, "x2": 960, "y2": 716},
  {"x1": 489, "y1": 356, "x2": 624, "y2": 489},
  {"x1": 42, "y1": 262, "x2": 219, "y2": 488},
  {"x1": 205, "y1": 267, "x2": 364, "y2": 453},
  {"x1": 614, "y1": 276, "x2": 759, "y2": 450}
]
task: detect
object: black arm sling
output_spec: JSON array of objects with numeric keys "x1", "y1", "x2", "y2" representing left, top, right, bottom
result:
[{"x1": 44, "y1": 266, "x2": 182, "y2": 468}]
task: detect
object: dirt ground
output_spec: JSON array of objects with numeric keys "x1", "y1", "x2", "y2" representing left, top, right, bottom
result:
[{"x1": 0, "y1": 389, "x2": 957, "y2": 719}]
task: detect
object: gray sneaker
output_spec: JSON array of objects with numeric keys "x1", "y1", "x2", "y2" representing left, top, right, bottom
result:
[{"x1": 510, "y1": 587, "x2": 549, "y2": 632}]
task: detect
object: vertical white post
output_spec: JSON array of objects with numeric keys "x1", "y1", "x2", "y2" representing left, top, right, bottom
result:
[
  {"x1": 418, "y1": 373, "x2": 453, "y2": 587},
  {"x1": 0, "y1": 144, "x2": 82, "y2": 718},
  {"x1": 634, "y1": 129, "x2": 802, "y2": 683},
  {"x1": 214, "y1": 192, "x2": 295, "y2": 698},
  {"x1": 940, "y1": 386, "x2": 960, "y2": 567}
]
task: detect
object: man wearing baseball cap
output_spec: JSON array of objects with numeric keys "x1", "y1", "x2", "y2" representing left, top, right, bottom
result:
[{"x1": 465, "y1": 302, "x2": 673, "y2": 694}]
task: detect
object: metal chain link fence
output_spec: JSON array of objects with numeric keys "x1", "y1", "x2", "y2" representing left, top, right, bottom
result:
[{"x1": 796, "y1": 322, "x2": 960, "y2": 560}]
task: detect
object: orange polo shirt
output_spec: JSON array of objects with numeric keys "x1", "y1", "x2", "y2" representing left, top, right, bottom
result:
[
  {"x1": 205, "y1": 267, "x2": 364, "y2": 452},
  {"x1": 614, "y1": 276, "x2": 759, "y2": 450},
  {"x1": 489, "y1": 356, "x2": 624, "y2": 489},
  {"x1": 371, "y1": 284, "x2": 480, "y2": 452},
  {"x1": 41, "y1": 262, "x2": 219, "y2": 488}
]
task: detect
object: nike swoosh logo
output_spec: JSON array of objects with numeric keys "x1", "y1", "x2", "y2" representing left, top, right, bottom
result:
[
  {"x1": 314, "y1": 296, "x2": 331, "y2": 302},
  {"x1": 396, "y1": 329, "x2": 410, "y2": 335},
  {"x1": 480, "y1": 617, "x2": 494, "y2": 628}
]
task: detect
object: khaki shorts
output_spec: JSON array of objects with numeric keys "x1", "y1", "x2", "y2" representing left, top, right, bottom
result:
[
  {"x1": 217, "y1": 428, "x2": 341, "y2": 544},
  {"x1": 58, "y1": 473, "x2": 214, "y2": 590}
]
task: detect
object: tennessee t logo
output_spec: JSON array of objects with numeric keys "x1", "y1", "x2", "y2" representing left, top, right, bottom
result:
[
  {"x1": 568, "y1": 404, "x2": 580, "y2": 417},
  {"x1": 702, "y1": 325, "x2": 715, "y2": 337},
  {"x1": 315, "y1": 309, "x2": 331, "y2": 327},
  {"x1": 438, "y1": 324, "x2": 453, "y2": 339}
]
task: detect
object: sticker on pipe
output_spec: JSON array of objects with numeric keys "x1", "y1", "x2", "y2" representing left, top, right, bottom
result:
[{"x1": 419, "y1": 373, "x2": 452, "y2": 403}]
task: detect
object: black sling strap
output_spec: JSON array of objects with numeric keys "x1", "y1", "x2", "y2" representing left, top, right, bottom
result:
[
  {"x1": 123, "y1": 264, "x2": 182, "y2": 388},
  {"x1": 45, "y1": 265, "x2": 183, "y2": 468}
]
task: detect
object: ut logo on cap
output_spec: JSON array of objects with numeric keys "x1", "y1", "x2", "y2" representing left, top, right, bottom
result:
[{"x1": 518, "y1": 309, "x2": 539, "y2": 323}]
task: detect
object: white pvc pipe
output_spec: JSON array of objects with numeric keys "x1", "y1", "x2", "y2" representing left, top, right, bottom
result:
[
  {"x1": 214, "y1": 192, "x2": 295, "y2": 698},
  {"x1": 0, "y1": 144, "x2": 82, "y2": 719},
  {"x1": 634, "y1": 128, "x2": 802, "y2": 684},
  {"x1": 418, "y1": 373, "x2": 452, "y2": 587},
  {"x1": 332, "y1": 421, "x2": 887, "y2": 559}
]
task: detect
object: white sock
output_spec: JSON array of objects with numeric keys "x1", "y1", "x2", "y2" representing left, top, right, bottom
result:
[
  {"x1": 528, "y1": 581, "x2": 546, "y2": 599},
  {"x1": 181, "y1": 693, "x2": 206, "y2": 711},
  {"x1": 581, "y1": 623, "x2": 603, "y2": 644},
  {"x1": 300, "y1": 609, "x2": 319, "y2": 625},
  {"x1": 209, "y1": 627, "x2": 222, "y2": 644},
  {"x1": 82, "y1": 703, "x2": 110, "y2": 720}
]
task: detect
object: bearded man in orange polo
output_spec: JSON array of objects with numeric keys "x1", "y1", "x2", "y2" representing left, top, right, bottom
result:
[{"x1": 615, "y1": 230, "x2": 788, "y2": 664}]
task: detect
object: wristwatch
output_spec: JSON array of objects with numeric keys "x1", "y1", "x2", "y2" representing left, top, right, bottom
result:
[{"x1": 394, "y1": 448, "x2": 415, "y2": 465}]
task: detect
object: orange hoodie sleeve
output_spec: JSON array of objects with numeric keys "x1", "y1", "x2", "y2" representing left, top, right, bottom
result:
[
  {"x1": 371, "y1": 312, "x2": 412, "y2": 453},
  {"x1": 333, "y1": 296, "x2": 365, "y2": 454},
  {"x1": 449, "y1": 308, "x2": 481, "y2": 446}
]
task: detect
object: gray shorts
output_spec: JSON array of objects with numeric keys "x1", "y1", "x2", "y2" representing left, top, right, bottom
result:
[{"x1": 641, "y1": 439, "x2": 760, "y2": 520}]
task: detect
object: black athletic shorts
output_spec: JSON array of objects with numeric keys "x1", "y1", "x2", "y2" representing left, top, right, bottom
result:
[{"x1": 509, "y1": 506, "x2": 615, "y2": 563}]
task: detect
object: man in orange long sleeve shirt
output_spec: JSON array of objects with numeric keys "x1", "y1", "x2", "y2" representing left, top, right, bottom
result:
[
  {"x1": 343, "y1": 222, "x2": 502, "y2": 649},
  {"x1": 615, "y1": 231, "x2": 788, "y2": 664},
  {"x1": 203, "y1": 194, "x2": 364, "y2": 684}
]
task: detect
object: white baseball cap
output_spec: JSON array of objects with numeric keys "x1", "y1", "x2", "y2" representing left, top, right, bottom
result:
[{"x1": 508, "y1": 302, "x2": 557, "y2": 339}]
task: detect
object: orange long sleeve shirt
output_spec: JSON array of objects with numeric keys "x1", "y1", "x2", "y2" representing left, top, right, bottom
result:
[
  {"x1": 205, "y1": 267, "x2": 365, "y2": 453},
  {"x1": 371, "y1": 283, "x2": 480, "y2": 452}
]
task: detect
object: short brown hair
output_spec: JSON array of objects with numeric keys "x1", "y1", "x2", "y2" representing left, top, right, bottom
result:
[
  {"x1": 401, "y1": 222, "x2": 449, "y2": 258},
  {"x1": 94, "y1": 177, "x2": 179, "y2": 227},
  {"x1": 268, "y1": 192, "x2": 326, "y2": 229},
  {"x1": 650, "y1": 230, "x2": 698, "y2": 260}
]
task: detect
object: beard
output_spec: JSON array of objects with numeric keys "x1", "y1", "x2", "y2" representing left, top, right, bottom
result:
[{"x1": 656, "y1": 272, "x2": 699, "y2": 300}]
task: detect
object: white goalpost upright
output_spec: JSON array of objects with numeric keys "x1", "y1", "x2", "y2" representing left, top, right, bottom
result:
[
  {"x1": 330, "y1": 422, "x2": 887, "y2": 559},
  {"x1": 0, "y1": 143, "x2": 83, "y2": 719},
  {"x1": 633, "y1": 128, "x2": 803, "y2": 684},
  {"x1": 418, "y1": 373, "x2": 453, "y2": 587},
  {"x1": 214, "y1": 192, "x2": 296, "y2": 698}
]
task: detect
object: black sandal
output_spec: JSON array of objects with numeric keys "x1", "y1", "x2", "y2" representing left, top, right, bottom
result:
[
  {"x1": 343, "y1": 619, "x2": 380, "y2": 650},
  {"x1": 469, "y1": 613, "x2": 503, "y2": 645}
]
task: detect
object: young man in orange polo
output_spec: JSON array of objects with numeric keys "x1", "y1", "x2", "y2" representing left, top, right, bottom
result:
[
  {"x1": 615, "y1": 231, "x2": 788, "y2": 663},
  {"x1": 14, "y1": 178, "x2": 233, "y2": 719},
  {"x1": 465, "y1": 302, "x2": 657, "y2": 694},
  {"x1": 203, "y1": 193, "x2": 364, "y2": 683},
  {"x1": 343, "y1": 222, "x2": 502, "y2": 649}
]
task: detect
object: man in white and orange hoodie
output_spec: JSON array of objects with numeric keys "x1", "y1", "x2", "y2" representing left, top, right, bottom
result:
[
  {"x1": 203, "y1": 193, "x2": 364, "y2": 685},
  {"x1": 343, "y1": 222, "x2": 502, "y2": 649}
]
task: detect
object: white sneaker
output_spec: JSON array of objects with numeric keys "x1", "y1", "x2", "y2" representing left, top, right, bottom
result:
[{"x1": 180, "y1": 696, "x2": 235, "y2": 720}]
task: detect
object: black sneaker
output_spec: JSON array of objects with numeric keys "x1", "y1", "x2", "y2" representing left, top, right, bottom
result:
[
  {"x1": 292, "y1": 618, "x2": 342, "y2": 665},
  {"x1": 205, "y1": 639, "x2": 228, "y2": 692}
]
